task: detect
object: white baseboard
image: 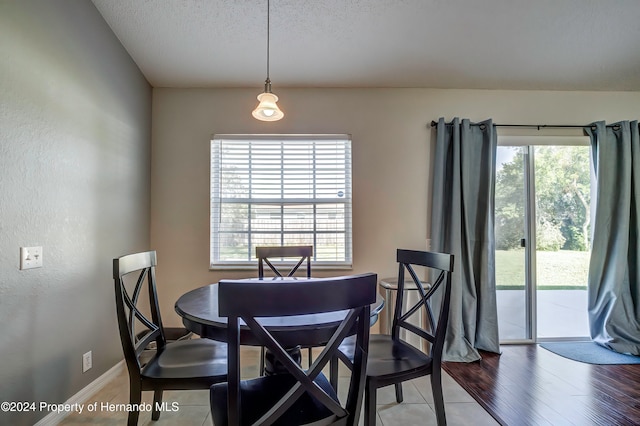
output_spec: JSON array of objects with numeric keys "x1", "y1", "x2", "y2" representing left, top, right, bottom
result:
[{"x1": 34, "y1": 360, "x2": 125, "y2": 426}]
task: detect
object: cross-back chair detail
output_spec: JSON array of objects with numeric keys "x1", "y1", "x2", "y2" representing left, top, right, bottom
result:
[
  {"x1": 256, "y1": 245, "x2": 313, "y2": 279},
  {"x1": 210, "y1": 273, "x2": 377, "y2": 426},
  {"x1": 122, "y1": 262, "x2": 163, "y2": 359},
  {"x1": 113, "y1": 251, "x2": 227, "y2": 426},
  {"x1": 392, "y1": 250, "x2": 451, "y2": 350}
]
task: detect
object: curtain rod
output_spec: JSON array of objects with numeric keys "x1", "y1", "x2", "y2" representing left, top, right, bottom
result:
[{"x1": 429, "y1": 121, "x2": 619, "y2": 130}]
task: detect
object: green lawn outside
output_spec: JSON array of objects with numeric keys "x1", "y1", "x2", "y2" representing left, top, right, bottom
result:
[{"x1": 496, "y1": 249, "x2": 590, "y2": 290}]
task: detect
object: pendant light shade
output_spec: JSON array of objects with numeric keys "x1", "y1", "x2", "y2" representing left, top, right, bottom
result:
[
  {"x1": 253, "y1": 0, "x2": 284, "y2": 121},
  {"x1": 252, "y1": 80, "x2": 284, "y2": 121}
]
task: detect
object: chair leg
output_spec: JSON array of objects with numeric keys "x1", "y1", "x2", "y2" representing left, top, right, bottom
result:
[
  {"x1": 394, "y1": 383, "x2": 403, "y2": 403},
  {"x1": 431, "y1": 370, "x2": 447, "y2": 426},
  {"x1": 330, "y1": 356, "x2": 338, "y2": 391},
  {"x1": 364, "y1": 382, "x2": 377, "y2": 426},
  {"x1": 260, "y1": 346, "x2": 266, "y2": 376},
  {"x1": 128, "y1": 382, "x2": 142, "y2": 426},
  {"x1": 308, "y1": 347, "x2": 313, "y2": 368},
  {"x1": 152, "y1": 389, "x2": 163, "y2": 420}
]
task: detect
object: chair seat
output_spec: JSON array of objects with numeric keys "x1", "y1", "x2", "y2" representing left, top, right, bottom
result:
[
  {"x1": 142, "y1": 338, "x2": 228, "y2": 381},
  {"x1": 339, "y1": 334, "x2": 432, "y2": 380},
  {"x1": 210, "y1": 372, "x2": 339, "y2": 426}
]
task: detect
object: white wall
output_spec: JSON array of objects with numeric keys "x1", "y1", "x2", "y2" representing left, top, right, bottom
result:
[
  {"x1": 0, "y1": 1, "x2": 151, "y2": 424},
  {"x1": 151, "y1": 87, "x2": 640, "y2": 323}
]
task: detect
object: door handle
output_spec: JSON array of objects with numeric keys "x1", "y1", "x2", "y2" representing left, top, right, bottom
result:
[{"x1": 520, "y1": 238, "x2": 526, "y2": 248}]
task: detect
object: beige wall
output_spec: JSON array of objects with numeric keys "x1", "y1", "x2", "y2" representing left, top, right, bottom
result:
[{"x1": 151, "y1": 88, "x2": 640, "y2": 324}]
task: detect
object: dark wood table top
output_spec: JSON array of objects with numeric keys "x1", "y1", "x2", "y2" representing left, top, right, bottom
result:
[{"x1": 175, "y1": 281, "x2": 384, "y2": 348}]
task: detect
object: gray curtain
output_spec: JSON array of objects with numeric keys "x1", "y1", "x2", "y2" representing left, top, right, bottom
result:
[
  {"x1": 430, "y1": 117, "x2": 501, "y2": 362},
  {"x1": 586, "y1": 121, "x2": 640, "y2": 355}
]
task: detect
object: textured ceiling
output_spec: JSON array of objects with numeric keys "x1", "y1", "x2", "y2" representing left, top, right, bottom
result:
[{"x1": 91, "y1": 0, "x2": 640, "y2": 91}]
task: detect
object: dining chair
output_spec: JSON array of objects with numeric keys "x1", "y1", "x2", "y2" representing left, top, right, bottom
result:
[
  {"x1": 113, "y1": 251, "x2": 228, "y2": 426},
  {"x1": 210, "y1": 273, "x2": 377, "y2": 426},
  {"x1": 256, "y1": 245, "x2": 314, "y2": 375},
  {"x1": 256, "y1": 245, "x2": 313, "y2": 279},
  {"x1": 332, "y1": 249, "x2": 454, "y2": 425}
]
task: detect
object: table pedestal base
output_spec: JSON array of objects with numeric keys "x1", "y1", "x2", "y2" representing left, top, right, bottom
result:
[{"x1": 264, "y1": 345, "x2": 302, "y2": 376}]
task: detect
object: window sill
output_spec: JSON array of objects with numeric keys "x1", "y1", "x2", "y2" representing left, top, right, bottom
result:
[{"x1": 209, "y1": 263, "x2": 353, "y2": 271}]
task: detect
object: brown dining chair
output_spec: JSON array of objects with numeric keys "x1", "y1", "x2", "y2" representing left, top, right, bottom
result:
[
  {"x1": 332, "y1": 249, "x2": 454, "y2": 425},
  {"x1": 256, "y1": 245, "x2": 313, "y2": 374},
  {"x1": 210, "y1": 273, "x2": 377, "y2": 426},
  {"x1": 113, "y1": 251, "x2": 227, "y2": 425}
]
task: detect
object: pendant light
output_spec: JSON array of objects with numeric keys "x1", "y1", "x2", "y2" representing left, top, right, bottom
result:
[{"x1": 252, "y1": 0, "x2": 284, "y2": 121}]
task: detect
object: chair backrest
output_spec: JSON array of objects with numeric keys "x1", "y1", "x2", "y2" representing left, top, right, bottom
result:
[
  {"x1": 256, "y1": 245, "x2": 313, "y2": 278},
  {"x1": 392, "y1": 249, "x2": 454, "y2": 364},
  {"x1": 113, "y1": 251, "x2": 166, "y2": 378},
  {"x1": 218, "y1": 273, "x2": 377, "y2": 425}
]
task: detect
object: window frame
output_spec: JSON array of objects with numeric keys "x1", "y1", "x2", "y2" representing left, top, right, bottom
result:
[{"x1": 210, "y1": 134, "x2": 353, "y2": 270}]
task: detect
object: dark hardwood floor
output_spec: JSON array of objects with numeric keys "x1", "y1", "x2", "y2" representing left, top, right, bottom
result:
[{"x1": 443, "y1": 345, "x2": 640, "y2": 426}]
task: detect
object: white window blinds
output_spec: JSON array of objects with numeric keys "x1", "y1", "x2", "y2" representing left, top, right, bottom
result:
[{"x1": 210, "y1": 135, "x2": 352, "y2": 268}]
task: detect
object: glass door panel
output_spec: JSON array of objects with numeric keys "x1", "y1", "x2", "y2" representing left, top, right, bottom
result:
[
  {"x1": 534, "y1": 146, "x2": 590, "y2": 339},
  {"x1": 495, "y1": 146, "x2": 531, "y2": 341}
]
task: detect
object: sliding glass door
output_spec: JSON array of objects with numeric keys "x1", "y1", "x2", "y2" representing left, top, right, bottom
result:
[
  {"x1": 495, "y1": 145, "x2": 530, "y2": 341},
  {"x1": 496, "y1": 137, "x2": 591, "y2": 342}
]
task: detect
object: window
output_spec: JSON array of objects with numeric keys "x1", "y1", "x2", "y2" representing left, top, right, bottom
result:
[{"x1": 210, "y1": 134, "x2": 352, "y2": 268}]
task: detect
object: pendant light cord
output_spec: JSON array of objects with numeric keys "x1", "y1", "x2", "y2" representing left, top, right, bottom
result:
[
  {"x1": 252, "y1": 0, "x2": 283, "y2": 120},
  {"x1": 266, "y1": 0, "x2": 270, "y2": 82}
]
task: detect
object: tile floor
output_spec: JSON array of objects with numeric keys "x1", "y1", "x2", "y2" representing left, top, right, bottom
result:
[{"x1": 59, "y1": 346, "x2": 499, "y2": 426}]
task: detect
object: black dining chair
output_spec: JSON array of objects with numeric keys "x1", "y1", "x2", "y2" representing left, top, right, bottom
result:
[
  {"x1": 210, "y1": 273, "x2": 377, "y2": 426},
  {"x1": 256, "y1": 245, "x2": 313, "y2": 279},
  {"x1": 113, "y1": 251, "x2": 228, "y2": 426},
  {"x1": 332, "y1": 249, "x2": 454, "y2": 425},
  {"x1": 256, "y1": 245, "x2": 313, "y2": 374}
]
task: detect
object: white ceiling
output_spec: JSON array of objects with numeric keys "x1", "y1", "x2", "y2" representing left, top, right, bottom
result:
[{"x1": 91, "y1": 0, "x2": 640, "y2": 91}]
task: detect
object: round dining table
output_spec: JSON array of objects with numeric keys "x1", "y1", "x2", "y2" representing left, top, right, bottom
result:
[{"x1": 175, "y1": 281, "x2": 385, "y2": 348}]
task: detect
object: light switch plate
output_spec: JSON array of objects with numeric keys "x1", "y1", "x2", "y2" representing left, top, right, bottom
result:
[
  {"x1": 20, "y1": 246, "x2": 43, "y2": 270},
  {"x1": 82, "y1": 351, "x2": 92, "y2": 373}
]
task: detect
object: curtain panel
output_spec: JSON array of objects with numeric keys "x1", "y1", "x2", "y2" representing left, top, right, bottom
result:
[
  {"x1": 586, "y1": 120, "x2": 640, "y2": 356},
  {"x1": 430, "y1": 117, "x2": 500, "y2": 362}
]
